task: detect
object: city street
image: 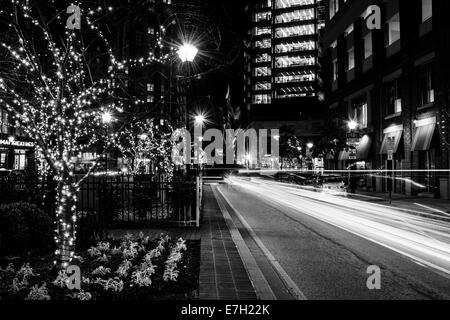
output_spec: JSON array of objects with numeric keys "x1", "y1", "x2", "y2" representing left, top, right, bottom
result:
[{"x1": 212, "y1": 177, "x2": 450, "y2": 300}]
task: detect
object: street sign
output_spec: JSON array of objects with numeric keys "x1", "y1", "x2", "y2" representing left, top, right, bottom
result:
[
  {"x1": 347, "y1": 132, "x2": 361, "y2": 140},
  {"x1": 387, "y1": 150, "x2": 394, "y2": 161},
  {"x1": 349, "y1": 147, "x2": 357, "y2": 160},
  {"x1": 347, "y1": 131, "x2": 361, "y2": 147}
]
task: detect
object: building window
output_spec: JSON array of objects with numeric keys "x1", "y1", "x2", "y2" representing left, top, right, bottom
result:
[
  {"x1": 253, "y1": 82, "x2": 271, "y2": 91},
  {"x1": 0, "y1": 150, "x2": 7, "y2": 168},
  {"x1": 329, "y1": 0, "x2": 339, "y2": 19},
  {"x1": 253, "y1": 66, "x2": 271, "y2": 77},
  {"x1": 14, "y1": 150, "x2": 27, "y2": 170},
  {"x1": 254, "y1": 53, "x2": 271, "y2": 63},
  {"x1": 0, "y1": 107, "x2": 9, "y2": 134},
  {"x1": 254, "y1": 38, "x2": 271, "y2": 49},
  {"x1": 332, "y1": 59, "x2": 338, "y2": 81},
  {"x1": 386, "y1": 13, "x2": 400, "y2": 46},
  {"x1": 254, "y1": 11, "x2": 271, "y2": 23},
  {"x1": 253, "y1": 94, "x2": 271, "y2": 104},
  {"x1": 275, "y1": 55, "x2": 315, "y2": 68},
  {"x1": 418, "y1": 63, "x2": 434, "y2": 106},
  {"x1": 275, "y1": 0, "x2": 314, "y2": 9},
  {"x1": 353, "y1": 97, "x2": 368, "y2": 129},
  {"x1": 346, "y1": 47, "x2": 355, "y2": 71},
  {"x1": 385, "y1": 79, "x2": 402, "y2": 115},
  {"x1": 275, "y1": 70, "x2": 315, "y2": 83},
  {"x1": 275, "y1": 40, "x2": 315, "y2": 53},
  {"x1": 363, "y1": 33, "x2": 373, "y2": 59},
  {"x1": 275, "y1": 8, "x2": 315, "y2": 24},
  {"x1": 421, "y1": 0, "x2": 432, "y2": 23},
  {"x1": 275, "y1": 24, "x2": 315, "y2": 38},
  {"x1": 254, "y1": 27, "x2": 271, "y2": 36}
]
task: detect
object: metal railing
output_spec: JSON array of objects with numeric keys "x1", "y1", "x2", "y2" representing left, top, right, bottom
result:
[{"x1": 0, "y1": 173, "x2": 203, "y2": 229}]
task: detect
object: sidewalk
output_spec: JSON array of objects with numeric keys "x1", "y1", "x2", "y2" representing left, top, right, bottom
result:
[
  {"x1": 199, "y1": 185, "x2": 257, "y2": 300},
  {"x1": 349, "y1": 190, "x2": 450, "y2": 218}
]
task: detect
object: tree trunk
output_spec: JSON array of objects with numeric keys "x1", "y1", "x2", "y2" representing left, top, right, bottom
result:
[{"x1": 54, "y1": 175, "x2": 77, "y2": 268}]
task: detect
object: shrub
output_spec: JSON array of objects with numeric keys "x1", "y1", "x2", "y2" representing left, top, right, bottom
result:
[{"x1": 0, "y1": 202, "x2": 53, "y2": 255}]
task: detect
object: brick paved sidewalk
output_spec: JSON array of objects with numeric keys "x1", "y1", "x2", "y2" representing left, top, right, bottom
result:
[{"x1": 199, "y1": 184, "x2": 257, "y2": 300}]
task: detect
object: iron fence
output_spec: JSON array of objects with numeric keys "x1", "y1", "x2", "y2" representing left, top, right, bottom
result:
[{"x1": 0, "y1": 174, "x2": 203, "y2": 229}]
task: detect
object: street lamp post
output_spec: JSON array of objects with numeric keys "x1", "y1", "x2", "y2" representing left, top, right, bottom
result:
[
  {"x1": 307, "y1": 142, "x2": 314, "y2": 171},
  {"x1": 177, "y1": 44, "x2": 199, "y2": 63},
  {"x1": 176, "y1": 43, "x2": 199, "y2": 131},
  {"x1": 347, "y1": 120, "x2": 359, "y2": 193}
]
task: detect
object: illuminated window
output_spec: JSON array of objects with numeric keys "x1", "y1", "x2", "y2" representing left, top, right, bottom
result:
[
  {"x1": 253, "y1": 94, "x2": 272, "y2": 104},
  {"x1": 329, "y1": 0, "x2": 339, "y2": 19},
  {"x1": 254, "y1": 11, "x2": 271, "y2": 23},
  {"x1": 422, "y1": 0, "x2": 432, "y2": 22},
  {"x1": 346, "y1": 47, "x2": 355, "y2": 71},
  {"x1": 14, "y1": 150, "x2": 27, "y2": 170},
  {"x1": 275, "y1": 40, "x2": 315, "y2": 53},
  {"x1": 275, "y1": 8, "x2": 315, "y2": 24},
  {"x1": 254, "y1": 53, "x2": 271, "y2": 63},
  {"x1": 363, "y1": 33, "x2": 373, "y2": 59},
  {"x1": 353, "y1": 97, "x2": 368, "y2": 129},
  {"x1": 275, "y1": 24, "x2": 314, "y2": 38},
  {"x1": 254, "y1": 27, "x2": 271, "y2": 36},
  {"x1": 386, "y1": 13, "x2": 400, "y2": 46},
  {"x1": 332, "y1": 59, "x2": 338, "y2": 81},
  {"x1": 253, "y1": 66, "x2": 272, "y2": 77},
  {"x1": 418, "y1": 63, "x2": 434, "y2": 106},
  {"x1": 385, "y1": 79, "x2": 402, "y2": 115},
  {"x1": 275, "y1": 70, "x2": 315, "y2": 83},
  {"x1": 275, "y1": 55, "x2": 315, "y2": 68},
  {"x1": 254, "y1": 38, "x2": 271, "y2": 49},
  {"x1": 275, "y1": 0, "x2": 314, "y2": 9},
  {"x1": 0, "y1": 107, "x2": 9, "y2": 134},
  {"x1": 253, "y1": 82, "x2": 272, "y2": 91}
]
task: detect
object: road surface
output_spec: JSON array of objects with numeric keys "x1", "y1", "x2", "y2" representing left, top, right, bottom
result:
[{"x1": 213, "y1": 176, "x2": 450, "y2": 300}]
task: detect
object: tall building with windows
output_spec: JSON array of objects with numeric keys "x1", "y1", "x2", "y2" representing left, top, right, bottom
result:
[
  {"x1": 244, "y1": 0, "x2": 325, "y2": 120},
  {"x1": 241, "y1": 0, "x2": 326, "y2": 168},
  {"x1": 322, "y1": 0, "x2": 450, "y2": 199}
]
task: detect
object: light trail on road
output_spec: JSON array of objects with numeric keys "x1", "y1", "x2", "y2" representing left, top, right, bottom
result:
[{"x1": 226, "y1": 176, "x2": 450, "y2": 278}]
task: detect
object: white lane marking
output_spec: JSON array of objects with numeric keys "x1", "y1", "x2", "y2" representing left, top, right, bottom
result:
[
  {"x1": 216, "y1": 186, "x2": 307, "y2": 300},
  {"x1": 211, "y1": 186, "x2": 276, "y2": 300},
  {"x1": 414, "y1": 203, "x2": 450, "y2": 218}
]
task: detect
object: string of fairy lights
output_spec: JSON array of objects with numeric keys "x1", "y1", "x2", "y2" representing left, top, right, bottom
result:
[
  {"x1": 0, "y1": 0, "x2": 178, "y2": 268},
  {"x1": 117, "y1": 119, "x2": 174, "y2": 178}
]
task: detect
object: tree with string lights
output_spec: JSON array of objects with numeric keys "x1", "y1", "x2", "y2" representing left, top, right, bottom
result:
[
  {"x1": 0, "y1": 1, "x2": 171, "y2": 267},
  {"x1": 118, "y1": 119, "x2": 174, "y2": 177}
]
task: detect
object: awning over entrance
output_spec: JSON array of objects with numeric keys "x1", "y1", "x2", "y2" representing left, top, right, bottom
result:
[
  {"x1": 339, "y1": 135, "x2": 372, "y2": 160},
  {"x1": 380, "y1": 125, "x2": 403, "y2": 154},
  {"x1": 411, "y1": 117, "x2": 436, "y2": 152}
]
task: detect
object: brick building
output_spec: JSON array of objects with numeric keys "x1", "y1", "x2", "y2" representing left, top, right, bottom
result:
[{"x1": 322, "y1": 0, "x2": 450, "y2": 199}]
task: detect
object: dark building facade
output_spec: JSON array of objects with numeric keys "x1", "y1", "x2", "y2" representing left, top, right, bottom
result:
[
  {"x1": 322, "y1": 0, "x2": 450, "y2": 199},
  {"x1": 241, "y1": 0, "x2": 326, "y2": 168},
  {"x1": 0, "y1": 109, "x2": 35, "y2": 175}
]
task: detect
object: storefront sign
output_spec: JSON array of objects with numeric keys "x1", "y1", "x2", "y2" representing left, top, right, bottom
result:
[
  {"x1": 349, "y1": 148, "x2": 357, "y2": 160},
  {"x1": 0, "y1": 139, "x2": 35, "y2": 148}
]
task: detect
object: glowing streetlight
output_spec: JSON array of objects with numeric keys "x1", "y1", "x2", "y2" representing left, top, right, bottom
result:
[
  {"x1": 194, "y1": 114, "x2": 205, "y2": 125},
  {"x1": 307, "y1": 142, "x2": 314, "y2": 149},
  {"x1": 348, "y1": 120, "x2": 358, "y2": 131},
  {"x1": 177, "y1": 44, "x2": 198, "y2": 63},
  {"x1": 101, "y1": 112, "x2": 113, "y2": 124}
]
